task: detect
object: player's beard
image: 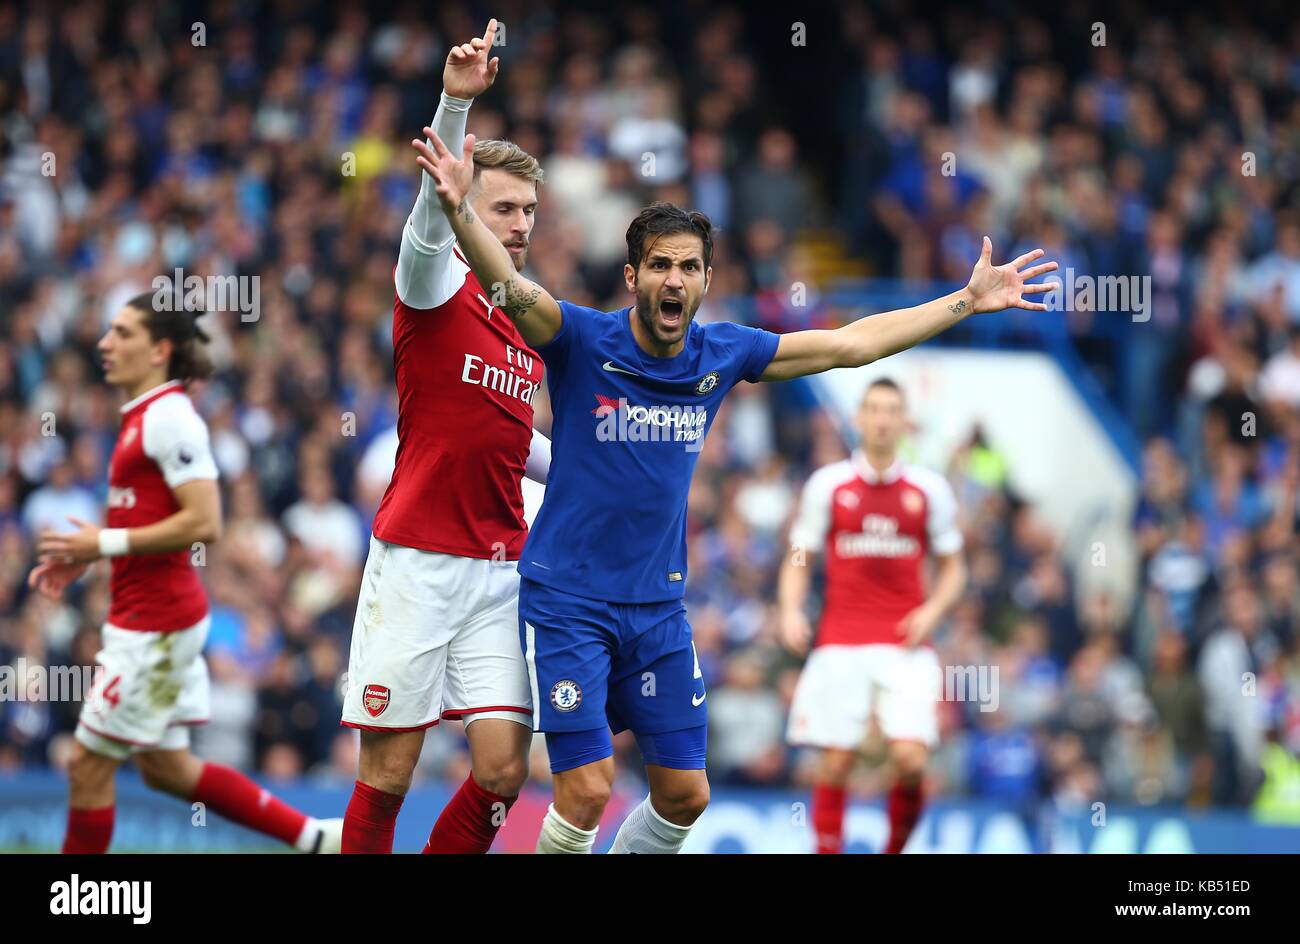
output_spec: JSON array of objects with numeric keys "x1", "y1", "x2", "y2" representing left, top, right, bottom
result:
[{"x1": 634, "y1": 285, "x2": 693, "y2": 349}]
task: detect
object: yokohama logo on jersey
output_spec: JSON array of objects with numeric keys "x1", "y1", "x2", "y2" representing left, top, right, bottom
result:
[{"x1": 834, "y1": 514, "x2": 920, "y2": 558}]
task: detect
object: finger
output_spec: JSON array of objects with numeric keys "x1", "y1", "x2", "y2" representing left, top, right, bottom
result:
[
  {"x1": 487, "y1": 57, "x2": 500, "y2": 79},
  {"x1": 483, "y1": 17, "x2": 497, "y2": 46},
  {"x1": 1021, "y1": 261, "x2": 1058, "y2": 280},
  {"x1": 1021, "y1": 282, "x2": 1055, "y2": 294},
  {"x1": 470, "y1": 37, "x2": 486, "y2": 51},
  {"x1": 1010, "y1": 247, "x2": 1045, "y2": 269},
  {"x1": 460, "y1": 43, "x2": 475, "y2": 58},
  {"x1": 27, "y1": 567, "x2": 45, "y2": 588},
  {"x1": 449, "y1": 47, "x2": 468, "y2": 61},
  {"x1": 423, "y1": 128, "x2": 450, "y2": 158},
  {"x1": 980, "y1": 235, "x2": 992, "y2": 264},
  {"x1": 67, "y1": 516, "x2": 91, "y2": 529},
  {"x1": 1016, "y1": 300, "x2": 1049, "y2": 311},
  {"x1": 410, "y1": 137, "x2": 437, "y2": 163},
  {"x1": 462, "y1": 132, "x2": 477, "y2": 164}
]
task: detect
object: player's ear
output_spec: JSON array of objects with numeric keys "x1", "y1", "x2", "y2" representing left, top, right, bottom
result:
[
  {"x1": 703, "y1": 266, "x2": 712, "y2": 295},
  {"x1": 624, "y1": 263, "x2": 636, "y2": 293},
  {"x1": 152, "y1": 337, "x2": 174, "y2": 368}
]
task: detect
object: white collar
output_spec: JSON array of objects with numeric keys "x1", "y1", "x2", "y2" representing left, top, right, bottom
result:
[
  {"x1": 120, "y1": 379, "x2": 184, "y2": 414},
  {"x1": 853, "y1": 449, "x2": 902, "y2": 485}
]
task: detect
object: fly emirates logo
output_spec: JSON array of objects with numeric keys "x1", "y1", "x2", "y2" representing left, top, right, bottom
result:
[
  {"x1": 461, "y1": 344, "x2": 540, "y2": 405},
  {"x1": 836, "y1": 514, "x2": 919, "y2": 559}
]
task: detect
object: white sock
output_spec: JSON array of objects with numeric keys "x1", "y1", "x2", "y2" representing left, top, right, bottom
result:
[
  {"x1": 535, "y1": 803, "x2": 598, "y2": 854},
  {"x1": 294, "y1": 817, "x2": 322, "y2": 852},
  {"x1": 609, "y1": 795, "x2": 692, "y2": 854}
]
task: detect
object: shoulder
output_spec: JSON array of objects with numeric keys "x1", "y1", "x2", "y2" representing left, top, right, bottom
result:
[
  {"x1": 558, "y1": 300, "x2": 623, "y2": 327},
  {"x1": 804, "y1": 458, "x2": 858, "y2": 497},
  {"x1": 141, "y1": 391, "x2": 208, "y2": 453},
  {"x1": 143, "y1": 390, "x2": 206, "y2": 433},
  {"x1": 900, "y1": 464, "x2": 955, "y2": 503}
]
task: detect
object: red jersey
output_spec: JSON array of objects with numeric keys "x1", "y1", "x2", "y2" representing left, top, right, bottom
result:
[
  {"x1": 106, "y1": 380, "x2": 218, "y2": 631},
  {"x1": 790, "y1": 453, "x2": 962, "y2": 647},
  {"x1": 371, "y1": 248, "x2": 543, "y2": 560}
]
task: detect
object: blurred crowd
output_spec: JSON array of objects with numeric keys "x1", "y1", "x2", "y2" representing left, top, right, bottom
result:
[{"x1": 1, "y1": 0, "x2": 1298, "y2": 821}]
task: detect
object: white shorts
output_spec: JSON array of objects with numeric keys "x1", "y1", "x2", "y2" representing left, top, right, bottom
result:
[
  {"x1": 787, "y1": 644, "x2": 941, "y2": 749},
  {"x1": 341, "y1": 537, "x2": 532, "y2": 732},
  {"x1": 75, "y1": 617, "x2": 211, "y2": 761}
]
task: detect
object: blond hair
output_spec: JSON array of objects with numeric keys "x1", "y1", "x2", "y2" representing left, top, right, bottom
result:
[{"x1": 472, "y1": 138, "x2": 545, "y2": 185}]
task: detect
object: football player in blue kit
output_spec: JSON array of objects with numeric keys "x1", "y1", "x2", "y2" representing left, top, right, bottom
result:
[{"x1": 413, "y1": 128, "x2": 1056, "y2": 853}]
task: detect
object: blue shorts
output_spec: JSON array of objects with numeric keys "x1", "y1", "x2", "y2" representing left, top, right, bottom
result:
[{"x1": 518, "y1": 578, "x2": 708, "y2": 769}]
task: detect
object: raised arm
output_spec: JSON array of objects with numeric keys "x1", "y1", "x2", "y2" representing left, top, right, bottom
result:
[
  {"x1": 411, "y1": 131, "x2": 563, "y2": 347},
  {"x1": 397, "y1": 20, "x2": 500, "y2": 309},
  {"x1": 760, "y1": 238, "x2": 1057, "y2": 381}
]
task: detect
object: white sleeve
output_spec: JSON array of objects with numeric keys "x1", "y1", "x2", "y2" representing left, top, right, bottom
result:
[
  {"x1": 395, "y1": 92, "x2": 473, "y2": 310},
  {"x1": 788, "y1": 464, "x2": 839, "y2": 553},
  {"x1": 910, "y1": 466, "x2": 963, "y2": 556},
  {"x1": 524, "y1": 429, "x2": 552, "y2": 484},
  {"x1": 142, "y1": 395, "x2": 219, "y2": 489}
]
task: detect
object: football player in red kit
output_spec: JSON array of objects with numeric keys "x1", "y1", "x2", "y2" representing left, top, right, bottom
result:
[
  {"x1": 31, "y1": 294, "x2": 343, "y2": 854},
  {"x1": 338, "y1": 19, "x2": 553, "y2": 854},
  {"x1": 781, "y1": 378, "x2": 968, "y2": 854}
]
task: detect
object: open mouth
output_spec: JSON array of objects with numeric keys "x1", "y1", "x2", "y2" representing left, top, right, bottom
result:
[{"x1": 659, "y1": 298, "x2": 684, "y2": 327}]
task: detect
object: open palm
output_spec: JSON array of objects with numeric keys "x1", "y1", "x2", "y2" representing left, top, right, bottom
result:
[
  {"x1": 411, "y1": 129, "x2": 476, "y2": 215},
  {"x1": 966, "y1": 237, "x2": 1058, "y2": 314}
]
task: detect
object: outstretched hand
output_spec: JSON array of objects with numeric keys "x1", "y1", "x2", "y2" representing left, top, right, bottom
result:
[
  {"x1": 965, "y1": 237, "x2": 1058, "y2": 314},
  {"x1": 442, "y1": 18, "x2": 500, "y2": 100},
  {"x1": 411, "y1": 129, "x2": 477, "y2": 217}
]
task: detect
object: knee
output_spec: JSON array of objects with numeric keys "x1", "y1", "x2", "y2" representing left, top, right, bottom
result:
[
  {"x1": 817, "y1": 749, "x2": 855, "y2": 786},
  {"x1": 891, "y1": 743, "x2": 929, "y2": 784},
  {"x1": 557, "y1": 771, "x2": 613, "y2": 828},
  {"x1": 367, "y1": 754, "x2": 415, "y2": 796},
  {"x1": 135, "y1": 755, "x2": 184, "y2": 795},
  {"x1": 67, "y1": 743, "x2": 100, "y2": 785},
  {"x1": 474, "y1": 755, "x2": 529, "y2": 798},
  {"x1": 652, "y1": 778, "x2": 710, "y2": 826}
]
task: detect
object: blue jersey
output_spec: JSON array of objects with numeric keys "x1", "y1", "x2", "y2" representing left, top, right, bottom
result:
[{"x1": 519, "y1": 301, "x2": 780, "y2": 603}]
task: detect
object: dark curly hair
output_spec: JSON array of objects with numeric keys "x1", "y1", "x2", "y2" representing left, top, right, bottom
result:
[
  {"x1": 124, "y1": 292, "x2": 214, "y2": 382},
  {"x1": 625, "y1": 201, "x2": 714, "y2": 271}
]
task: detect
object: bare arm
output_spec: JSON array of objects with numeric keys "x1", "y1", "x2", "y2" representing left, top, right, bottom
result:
[
  {"x1": 760, "y1": 238, "x2": 1057, "y2": 382},
  {"x1": 36, "y1": 479, "x2": 221, "y2": 564},
  {"x1": 899, "y1": 550, "x2": 968, "y2": 647},
  {"x1": 777, "y1": 548, "x2": 816, "y2": 655}
]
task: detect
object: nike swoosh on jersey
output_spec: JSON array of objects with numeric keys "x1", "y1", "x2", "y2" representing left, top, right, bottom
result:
[
  {"x1": 602, "y1": 361, "x2": 642, "y2": 377},
  {"x1": 692, "y1": 692, "x2": 706, "y2": 707}
]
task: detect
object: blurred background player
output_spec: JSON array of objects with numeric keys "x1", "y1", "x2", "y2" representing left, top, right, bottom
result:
[
  {"x1": 418, "y1": 94, "x2": 1053, "y2": 850},
  {"x1": 30, "y1": 293, "x2": 342, "y2": 854},
  {"x1": 338, "y1": 20, "x2": 552, "y2": 854},
  {"x1": 781, "y1": 378, "x2": 967, "y2": 854}
]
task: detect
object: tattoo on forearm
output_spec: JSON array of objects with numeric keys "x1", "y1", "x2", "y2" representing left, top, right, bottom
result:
[
  {"x1": 456, "y1": 199, "x2": 475, "y2": 225},
  {"x1": 501, "y1": 277, "x2": 541, "y2": 320},
  {"x1": 948, "y1": 298, "x2": 967, "y2": 315}
]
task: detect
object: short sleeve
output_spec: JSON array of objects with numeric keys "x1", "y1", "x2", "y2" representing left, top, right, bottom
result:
[
  {"x1": 142, "y1": 395, "x2": 219, "y2": 489},
  {"x1": 535, "y1": 299, "x2": 581, "y2": 371},
  {"x1": 738, "y1": 326, "x2": 781, "y2": 383},
  {"x1": 788, "y1": 463, "x2": 841, "y2": 553},
  {"x1": 909, "y1": 467, "x2": 963, "y2": 556}
]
